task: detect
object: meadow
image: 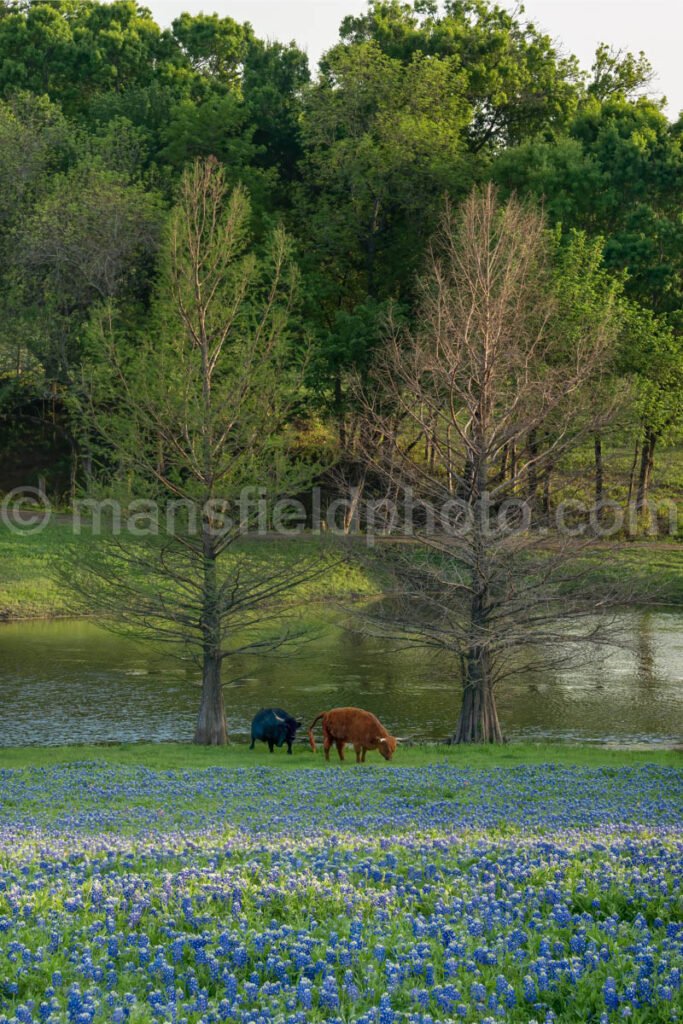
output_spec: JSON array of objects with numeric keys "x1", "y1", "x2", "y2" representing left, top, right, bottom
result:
[
  {"x1": 2, "y1": 519, "x2": 683, "y2": 623},
  {"x1": 0, "y1": 759, "x2": 681, "y2": 1024}
]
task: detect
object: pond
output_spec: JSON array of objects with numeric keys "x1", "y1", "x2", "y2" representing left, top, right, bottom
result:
[{"x1": 0, "y1": 612, "x2": 681, "y2": 747}]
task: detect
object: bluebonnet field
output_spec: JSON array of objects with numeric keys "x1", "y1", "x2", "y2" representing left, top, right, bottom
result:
[{"x1": 0, "y1": 763, "x2": 681, "y2": 1024}]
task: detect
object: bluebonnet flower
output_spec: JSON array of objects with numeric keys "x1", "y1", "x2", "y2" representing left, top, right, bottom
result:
[
  {"x1": 604, "y1": 977, "x2": 620, "y2": 1011},
  {"x1": 0, "y1": 763, "x2": 680, "y2": 1024}
]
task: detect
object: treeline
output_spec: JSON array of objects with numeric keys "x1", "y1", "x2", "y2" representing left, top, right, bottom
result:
[{"x1": 0, "y1": 0, "x2": 681, "y2": 517}]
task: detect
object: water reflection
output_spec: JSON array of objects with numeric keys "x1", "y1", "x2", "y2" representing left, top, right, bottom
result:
[
  {"x1": 636, "y1": 612, "x2": 657, "y2": 687},
  {"x1": 0, "y1": 612, "x2": 681, "y2": 746}
]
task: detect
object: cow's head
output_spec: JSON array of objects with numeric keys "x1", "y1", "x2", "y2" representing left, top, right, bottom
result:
[{"x1": 377, "y1": 735, "x2": 397, "y2": 761}]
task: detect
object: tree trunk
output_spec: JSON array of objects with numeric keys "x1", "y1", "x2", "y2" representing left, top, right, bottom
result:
[
  {"x1": 542, "y1": 469, "x2": 552, "y2": 525},
  {"x1": 452, "y1": 647, "x2": 503, "y2": 744},
  {"x1": 194, "y1": 542, "x2": 228, "y2": 745},
  {"x1": 627, "y1": 439, "x2": 640, "y2": 508},
  {"x1": 458, "y1": 457, "x2": 474, "y2": 502},
  {"x1": 343, "y1": 475, "x2": 365, "y2": 535},
  {"x1": 69, "y1": 439, "x2": 78, "y2": 507},
  {"x1": 594, "y1": 433, "x2": 604, "y2": 510},
  {"x1": 194, "y1": 651, "x2": 227, "y2": 745},
  {"x1": 636, "y1": 429, "x2": 657, "y2": 513},
  {"x1": 451, "y1": 446, "x2": 504, "y2": 745},
  {"x1": 591, "y1": 433, "x2": 604, "y2": 533},
  {"x1": 447, "y1": 424, "x2": 455, "y2": 495},
  {"x1": 335, "y1": 375, "x2": 347, "y2": 451},
  {"x1": 527, "y1": 430, "x2": 538, "y2": 514},
  {"x1": 499, "y1": 444, "x2": 509, "y2": 484}
]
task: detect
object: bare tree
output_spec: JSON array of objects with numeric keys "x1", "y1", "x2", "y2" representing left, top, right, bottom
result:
[
  {"x1": 69, "y1": 158, "x2": 330, "y2": 745},
  {"x1": 358, "y1": 185, "x2": 622, "y2": 743}
]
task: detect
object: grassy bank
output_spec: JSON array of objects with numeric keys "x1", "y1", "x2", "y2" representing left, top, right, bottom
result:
[
  {"x1": 0, "y1": 740, "x2": 679, "y2": 770},
  {"x1": 0, "y1": 520, "x2": 380, "y2": 620},
  {"x1": 0, "y1": 519, "x2": 74, "y2": 618},
  {"x1": 2, "y1": 518, "x2": 683, "y2": 621}
]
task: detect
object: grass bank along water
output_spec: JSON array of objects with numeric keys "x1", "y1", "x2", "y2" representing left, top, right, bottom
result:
[
  {"x1": 0, "y1": 521, "x2": 381, "y2": 621},
  {"x1": 3, "y1": 519, "x2": 683, "y2": 622}
]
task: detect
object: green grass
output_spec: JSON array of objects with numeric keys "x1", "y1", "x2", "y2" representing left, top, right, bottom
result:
[
  {"x1": 0, "y1": 519, "x2": 74, "y2": 618},
  {"x1": 0, "y1": 741, "x2": 679, "y2": 770},
  {"x1": 563, "y1": 440, "x2": 683, "y2": 510},
  {"x1": 2, "y1": 515, "x2": 683, "y2": 621},
  {"x1": 574, "y1": 542, "x2": 683, "y2": 603},
  {"x1": 0, "y1": 520, "x2": 380, "y2": 620}
]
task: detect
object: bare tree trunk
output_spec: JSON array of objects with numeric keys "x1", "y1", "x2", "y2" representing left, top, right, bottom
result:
[
  {"x1": 636, "y1": 428, "x2": 657, "y2": 513},
  {"x1": 458, "y1": 457, "x2": 474, "y2": 502},
  {"x1": 452, "y1": 445, "x2": 503, "y2": 744},
  {"x1": 453, "y1": 538, "x2": 504, "y2": 744},
  {"x1": 499, "y1": 444, "x2": 509, "y2": 484},
  {"x1": 452, "y1": 662, "x2": 503, "y2": 743},
  {"x1": 527, "y1": 429, "x2": 538, "y2": 511},
  {"x1": 627, "y1": 439, "x2": 640, "y2": 507},
  {"x1": 509, "y1": 441, "x2": 517, "y2": 487},
  {"x1": 194, "y1": 540, "x2": 228, "y2": 745},
  {"x1": 195, "y1": 650, "x2": 227, "y2": 745},
  {"x1": 69, "y1": 439, "x2": 78, "y2": 507},
  {"x1": 344, "y1": 475, "x2": 366, "y2": 534},
  {"x1": 594, "y1": 433, "x2": 604, "y2": 510},
  {"x1": 447, "y1": 424, "x2": 455, "y2": 495},
  {"x1": 452, "y1": 611, "x2": 503, "y2": 743},
  {"x1": 335, "y1": 374, "x2": 347, "y2": 450},
  {"x1": 542, "y1": 471, "x2": 552, "y2": 525}
]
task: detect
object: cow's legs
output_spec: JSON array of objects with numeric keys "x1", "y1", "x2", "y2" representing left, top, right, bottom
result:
[
  {"x1": 268, "y1": 740, "x2": 274, "y2": 753},
  {"x1": 354, "y1": 744, "x2": 362, "y2": 763},
  {"x1": 336, "y1": 740, "x2": 346, "y2": 761},
  {"x1": 287, "y1": 740, "x2": 293, "y2": 755},
  {"x1": 361, "y1": 748, "x2": 367, "y2": 762},
  {"x1": 249, "y1": 738, "x2": 255, "y2": 750},
  {"x1": 322, "y1": 722, "x2": 332, "y2": 761}
]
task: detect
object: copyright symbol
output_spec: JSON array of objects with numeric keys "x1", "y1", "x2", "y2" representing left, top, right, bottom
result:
[{"x1": 1, "y1": 487, "x2": 52, "y2": 535}]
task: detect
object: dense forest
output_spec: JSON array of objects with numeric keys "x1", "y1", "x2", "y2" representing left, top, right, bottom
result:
[{"x1": 0, "y1": 0, "x2": 681, "y2": 517}]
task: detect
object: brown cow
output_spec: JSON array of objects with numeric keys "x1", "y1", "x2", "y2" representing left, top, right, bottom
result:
[{"x1": 308, "y1": 707, "x2": 397, "y2": 763}]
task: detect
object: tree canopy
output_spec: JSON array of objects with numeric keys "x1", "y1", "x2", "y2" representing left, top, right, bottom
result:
[{"x1": 0, "y1": 0, "x2": 680, "y2": 514}]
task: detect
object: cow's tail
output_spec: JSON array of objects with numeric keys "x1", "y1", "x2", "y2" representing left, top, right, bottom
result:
[{"x1": 308, "y1": 713, "x2": 325, "y2": 753}]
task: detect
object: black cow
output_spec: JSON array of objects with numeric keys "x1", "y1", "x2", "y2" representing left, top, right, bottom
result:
[{"x1": 249, "y1": 708, "x2": 302, "y2": 754}]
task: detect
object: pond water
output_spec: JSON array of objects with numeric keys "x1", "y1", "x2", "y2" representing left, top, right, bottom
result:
[{"x1": 0, "y1": 612, "x2": 681, "y2": 747}]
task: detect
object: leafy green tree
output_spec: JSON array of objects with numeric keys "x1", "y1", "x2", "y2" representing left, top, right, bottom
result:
[
  {"x1": 0, "y1": 92, "x2": 79, "y2": 490},
  {"x1": 0, "y1": 0, "x2": 176, "y2": 117},
  {"x1": 18, "y1": 163, "x2": 161, "y2": 379},
  {"x1": 337, "y1": 0, "x2": 581, "y2": 148},
  {"x1": 0, "y1": 92, "x2": 75, "y2": 245},
  {"x1": 158, "y1": 94, "x2": 260, "y2": 180},
  {"x1": 587, "y1": 44, "x2": 656, "y2": 102},
  {"x1": 493, "y1": 93, "x2": 683, "y2": 515},
  {"x1": 299, "y1": 0, "x2": 584, "y2": 430},
  {"x1": 3, "y1": 160, "x2": 161, "y2": 491},
  {"x1": 242, "y1": 39, "x2": 310, "y2": 194},
  {"x1": 171, "y1": 11, "x2": 253, "y2": 84},
  {"x1": 72, "y1": 159, "x2": 327, "y2": 745},
  {"x1": 618, "y1": 308, "x2": 683, "y2": 512},
  {"x1": 494, "y1": 95, "x2": 682, "y2": 312},
  {"x1": 298, "y1": 38, "x2": 474, "y2": 428}
]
